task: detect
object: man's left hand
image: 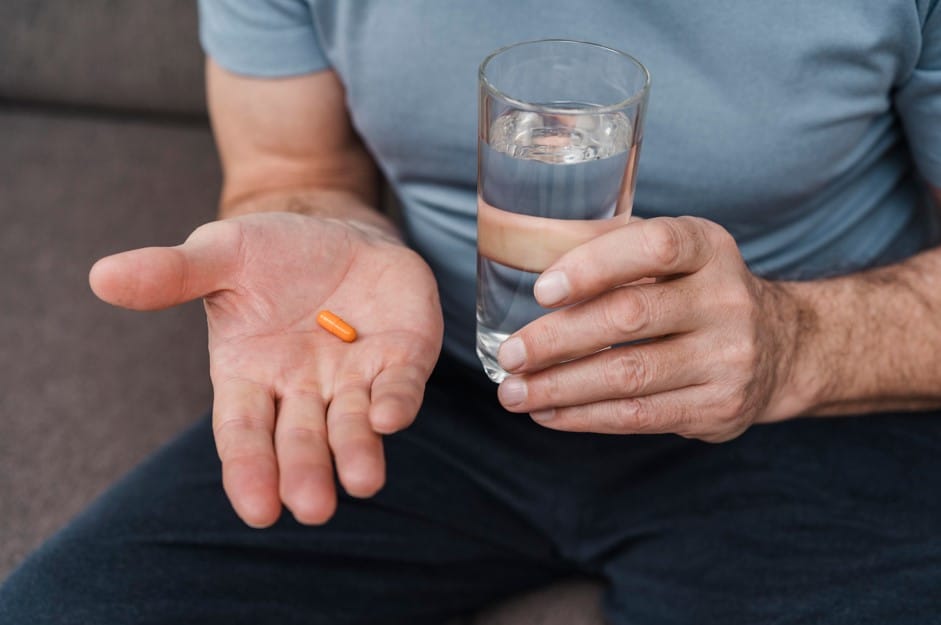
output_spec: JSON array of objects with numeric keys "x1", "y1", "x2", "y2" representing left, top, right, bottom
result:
[{"x1": 496, "y1": 216, "x2": 809, "y2": 442}]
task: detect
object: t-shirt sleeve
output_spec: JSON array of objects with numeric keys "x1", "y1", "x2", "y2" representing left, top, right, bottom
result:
[
  {"x1": 197, "y1": 0, "x2": 329, "y2": 77},
  {"x1": 896, "y1": 2, "x2": 941, "y2": 187}
]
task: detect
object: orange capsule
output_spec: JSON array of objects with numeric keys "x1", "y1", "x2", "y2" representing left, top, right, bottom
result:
[{"x1": 316, "y1": 310, "x2": 357, "y2": 343}]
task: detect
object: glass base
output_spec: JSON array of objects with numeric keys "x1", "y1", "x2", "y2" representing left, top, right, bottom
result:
[{"x1": 476, "y1": 331, "x2": 509, "y2": 383}]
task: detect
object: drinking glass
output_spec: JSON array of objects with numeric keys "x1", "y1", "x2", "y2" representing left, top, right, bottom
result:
[{"x1": 476, "y1": 39, "x2": 651, "y2": 382}]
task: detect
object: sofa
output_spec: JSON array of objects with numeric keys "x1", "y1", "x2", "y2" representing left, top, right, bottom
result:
[{"x1": 0, "y1": 1, "x2": 606, "y2": 622}]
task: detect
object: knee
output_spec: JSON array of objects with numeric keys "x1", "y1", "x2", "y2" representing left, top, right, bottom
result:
[{"x1": 0, "y1": 531, "x2": 124, "y2": 624}]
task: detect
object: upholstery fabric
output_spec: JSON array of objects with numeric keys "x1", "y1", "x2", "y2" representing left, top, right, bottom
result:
[
  {"x1": 0, "y1": 109, "x2": 217, "y2": 576},
  {"x1": 0, "y1": 0, "x2": 206, "y2": 116}
]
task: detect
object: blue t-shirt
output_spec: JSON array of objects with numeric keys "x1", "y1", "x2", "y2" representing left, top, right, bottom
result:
[{"x1": 199, "y1": 0, "x2": 941, "y2": 368}]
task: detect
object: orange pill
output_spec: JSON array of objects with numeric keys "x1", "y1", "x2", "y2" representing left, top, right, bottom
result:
[{"x1": 316, "y1": 310, "x2": 357, "y2": 342}]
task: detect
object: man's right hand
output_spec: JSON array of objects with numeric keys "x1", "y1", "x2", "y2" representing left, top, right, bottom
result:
[{"x1": 90, "y1": 211, "x2": 443, "y2": 527}]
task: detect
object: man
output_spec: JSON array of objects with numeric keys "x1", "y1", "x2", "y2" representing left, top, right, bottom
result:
[{"x1": 3, "y1": 1, "x2": 941, "y2": 623}]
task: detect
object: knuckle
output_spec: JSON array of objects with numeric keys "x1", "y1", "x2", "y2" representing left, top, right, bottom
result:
[
  {"x1": 683, "y1": 215, "x2": 725, "y2": 253},
  {"x1": 585, "y1": 398, "x2": 646, "y2": 432},
  {"x1": 278, "y1": 425, "x2": 328, "y2": 447},
  {"x1": 645, "y1": 219, "x2": 684, "y2": 268},
  {"x1": 621, "y1": 400, "x2": 658, "y2": 432},
  {"x1": 214, "y1": 413, "x2": 269, "y2": 440},
  {"x1": 526, "y1": 319, "x2": 565, "y2": 360},
  {"x1": 601, "y1": 289, "x2": 651, "y2": 337},
  {"x1": 601, "y1": 350, "x2": 650, "y2": 396},
  {"x1": 531, "y1": 370, "x2": 564, "y2": 407}
]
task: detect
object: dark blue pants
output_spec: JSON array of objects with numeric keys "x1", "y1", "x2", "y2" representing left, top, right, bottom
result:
[{"x1": 2, "y1": 357, "x2": 941, "y2": 624}]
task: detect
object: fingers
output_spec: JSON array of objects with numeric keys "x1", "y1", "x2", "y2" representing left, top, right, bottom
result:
[
  {"x1": 217, "y1": 375, "x2": 395, "y2": 526},
  {"x1": 533, "y1": 389, "x2": 693, "y2": 434},
  {"x1": 498, "y1": 279, "x2": 700, "y2": 373},
  {"x1": 212, "y1": 377, "x2": 281, "y2": 528},
  {"x1": 498, "y1": 338, "x2": 707, "y2": 413},
  {"x1": 530, "y1": 385, "x2": 747, "y2": 442},
  {"x1": 326, "y1": 382, "x2": 385, "y2": 498},
  {"x1": 532, "y1": 216, "x2": 722, "y2": 307},
  {"x1": 274, "y1": 393, "x2": 337, "y2": 525},
  {"x1": 89, "y1": 220, "x2": 242, "y2": 310},
  {"x1": 368, "y1": 363, "x2": 428, "y2": 434},
  {"x1": 277, "y1": 364, "x2": 421, "y2": 514}
]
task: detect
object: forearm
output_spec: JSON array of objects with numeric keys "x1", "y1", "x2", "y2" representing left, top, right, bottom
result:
[
  {"x1": 780, "y1": 244, "x2": 941, "y2": 418},
  {"x1": 206, "y1": 62, "x2": 399, "y2": 241}
]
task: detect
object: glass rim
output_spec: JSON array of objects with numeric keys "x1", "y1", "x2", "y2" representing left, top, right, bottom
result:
[{"x1": 479, "y1": 38, "x2": 651, "y2": 115}]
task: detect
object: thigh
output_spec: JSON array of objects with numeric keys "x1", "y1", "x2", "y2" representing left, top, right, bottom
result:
[
  {"x1": 594, "y1": 412, "x2": 941, "y2": 625},
  {"x1": 0, "y1": 364, "x2": 568, "y2": 625}
]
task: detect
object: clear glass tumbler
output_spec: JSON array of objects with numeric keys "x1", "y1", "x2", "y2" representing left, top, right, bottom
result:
[{"x1": 476, "y1": 39, "x2": 651, "y2": 382}]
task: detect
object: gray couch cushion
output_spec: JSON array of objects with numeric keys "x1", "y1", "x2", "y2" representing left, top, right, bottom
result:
[
  {"x1": 0, "y1": 108, "x2": 217, "y2": 577},
  {"x1": 0, "y1": 0, "x2": 206, "y2": 116}
]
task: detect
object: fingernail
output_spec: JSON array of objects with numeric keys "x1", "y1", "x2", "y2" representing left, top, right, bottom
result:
[
  {"x1": 534, "y1": 271, "x2": 571, "y2": 306},
  {"x1": 498, "y1": 337, "x2": 526, "y2": 371},
  {"x1": 530, "y1": 409, "x2": 555, "y2": 422},
  {"x1": 498, "y1": 377, "x2": 527, "y2": 406}
]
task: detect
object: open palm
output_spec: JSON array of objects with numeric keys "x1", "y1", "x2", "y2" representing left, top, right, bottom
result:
[{"x1": 90, "y1": 212, "x2": 443, "y2": 527}]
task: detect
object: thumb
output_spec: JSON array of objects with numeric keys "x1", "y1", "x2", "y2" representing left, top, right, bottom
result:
[{"x1": 89, "y1": 221, "x2": 241, "y2": 311}]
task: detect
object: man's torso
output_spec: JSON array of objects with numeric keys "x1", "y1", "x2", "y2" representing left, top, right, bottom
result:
[{"x1": 303, "y1": 1, "x2": 934, "y2": 365}]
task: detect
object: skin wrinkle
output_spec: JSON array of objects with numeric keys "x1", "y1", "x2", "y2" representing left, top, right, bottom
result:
[
  {"x1": 229, "y1": 219, "x2": 250, "y2": 294},
  {"x1": 228, "y1": 219, "x2": 357, "y2": 339},
  {"x1": 605, "y1": 288, "x2": 650, "y2": 339},
  {"x1": 643, "y1": 218, "x2": 684, "y2": 270},
  {"x1": 370, "y1": 369, "x2": 424, "y2": 412}
]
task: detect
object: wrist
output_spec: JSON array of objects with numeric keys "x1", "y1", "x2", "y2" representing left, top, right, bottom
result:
[
  {"x1": 758, "y1": 279, "x2": 827, "y2": 422},
  {"x1": 220, "y1": 187, "x2": 402, "y2": 242}
]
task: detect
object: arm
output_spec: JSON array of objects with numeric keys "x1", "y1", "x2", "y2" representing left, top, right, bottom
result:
[
  {"x1": 206, "y1": 59, "x2": 394, "y2": 234},
  {"x1": 90, "y1": 61, "x2": 443, "y2": 527},
  {"x1": 784, "y1": 189, "x2": 941, "y2": 417},
  {"x1": 493, "y1": 195, "x2": 941, "y2": 441}
]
